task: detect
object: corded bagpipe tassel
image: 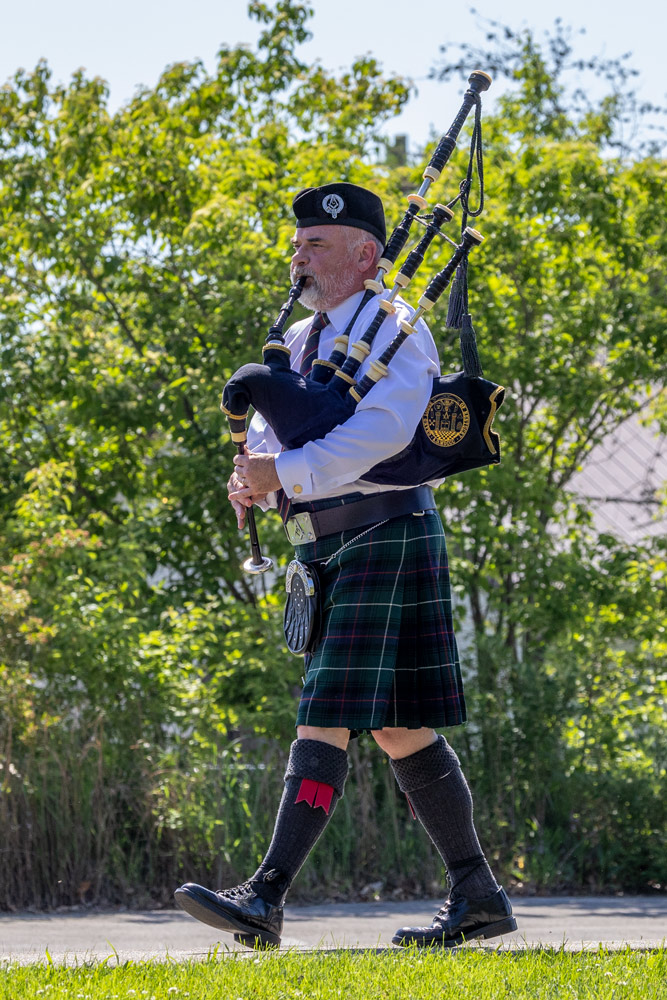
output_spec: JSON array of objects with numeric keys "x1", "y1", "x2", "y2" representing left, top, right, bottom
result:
[
  {"x1": 445, "y1": 262, "x2": 468, "y2": 330},
  {"x1": 444, "y1": 250, "x2": 483, "y2": 378},
  {"x1": 459, "y1": 312, "x2": 484, "y2": 378}
]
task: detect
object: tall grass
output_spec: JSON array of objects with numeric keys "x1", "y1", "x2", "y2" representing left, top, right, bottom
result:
[
  {"x1": 1, "y1": 580, "x2": 665, "y2": 911},
  {"x1": 1, "y1": 698, "x2": 665, "y2": 911},
  {"x1": 0, "y1": 709, "x2": 456, "y2": 910}
]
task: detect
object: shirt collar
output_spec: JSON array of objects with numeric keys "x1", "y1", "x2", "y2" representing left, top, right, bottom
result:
[{"x1": 323, "y1": 290, "x2": 368, "y2": 334}]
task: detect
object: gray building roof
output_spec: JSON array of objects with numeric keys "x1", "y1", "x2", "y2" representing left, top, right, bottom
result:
[{"x1": 569, "y1": 410, "x2": 667, "y2": 543}]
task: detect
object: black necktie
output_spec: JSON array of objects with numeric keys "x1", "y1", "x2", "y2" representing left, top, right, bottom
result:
[{"x1": 299, "y1": 311, "x2": 328, "y2": 376}]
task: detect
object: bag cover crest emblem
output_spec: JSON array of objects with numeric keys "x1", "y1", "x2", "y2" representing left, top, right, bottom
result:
[
  {"x1": 422, "y1": 392, "x2": 471, "y2": 448},
  {"x1": 322, "y1": 193, "x2": 345, "y2": 219}
]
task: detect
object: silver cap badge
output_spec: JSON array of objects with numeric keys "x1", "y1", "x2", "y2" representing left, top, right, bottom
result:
[{"x1": 322, "y1": 193, "x2": 344, "y2": 219}]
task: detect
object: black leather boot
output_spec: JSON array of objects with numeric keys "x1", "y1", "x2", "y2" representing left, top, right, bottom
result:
[
  {"x1": 174, "y1": 869, "x2": 287, "y2": 947},
  {"x1": 392, "y1": 886, "x2": 517, "y2": 948},
  {"x1": 175, "y1": 740, "x2": 349, "y2": 949}
]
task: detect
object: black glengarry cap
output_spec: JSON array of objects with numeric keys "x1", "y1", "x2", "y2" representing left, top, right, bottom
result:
[{"x1": 292, "y1": 182, "x2": 386, "y2": 244}]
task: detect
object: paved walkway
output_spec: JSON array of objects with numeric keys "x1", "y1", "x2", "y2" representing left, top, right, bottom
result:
[{"x1": 1, "y1": 896, "x2": 666, "y2": 963}]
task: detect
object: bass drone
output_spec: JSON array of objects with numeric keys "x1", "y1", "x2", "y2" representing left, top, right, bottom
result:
[{"x1": 223, "y1": 71, "x2": 504, "y2": 573}]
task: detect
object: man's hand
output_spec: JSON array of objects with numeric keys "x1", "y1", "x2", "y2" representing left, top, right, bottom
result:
[
  {"x1": 233, "y1": 450, "x2": 282, "y2": 495},
  {"x1": 227, "y1": 468, "x2": 254, "y2": 530},
  {"x1": 227, "y1": 448, "x2": 281, "y2": 530}
]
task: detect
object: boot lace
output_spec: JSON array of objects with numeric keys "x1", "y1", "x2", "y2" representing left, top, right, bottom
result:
[
  {"x1": 216, "y1": 869, "x2": 285, "y2": 899},
  {"x1": 216, "y1": 881, "x2": 255, "y2": 900}
]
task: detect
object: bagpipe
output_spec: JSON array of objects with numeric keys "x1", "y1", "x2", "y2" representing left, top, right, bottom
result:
[{"x1": 222, "y1": 71, "x2": 504, "y2": 573}]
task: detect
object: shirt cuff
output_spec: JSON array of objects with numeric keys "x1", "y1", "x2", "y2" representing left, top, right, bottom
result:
[
  {"x1": 275, "y1": 450, "x2": 314, "y2": 499},
  {"x1": 254, "y1": 491, "x2": 278, "y2": 511}
]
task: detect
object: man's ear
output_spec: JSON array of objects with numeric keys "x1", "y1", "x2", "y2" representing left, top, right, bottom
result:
[{"x1": 357, "y1": 238, "x2": 377, "y2": 270}]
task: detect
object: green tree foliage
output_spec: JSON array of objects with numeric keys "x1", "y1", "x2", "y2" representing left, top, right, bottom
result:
[
  {"x1": 0, "y1": 5, "x2": 665, "y2": 906},
  {"x1": 0, "y1": 0, "x2": 409, "y2": 603},
  {"x1": 0, "y1": 0, "x2": 413, "y2": 907}
]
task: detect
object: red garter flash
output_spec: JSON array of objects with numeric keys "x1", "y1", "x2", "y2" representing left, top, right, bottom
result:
[{"x1": 295, "y1": 778, "x2": 335, "y2": 814}]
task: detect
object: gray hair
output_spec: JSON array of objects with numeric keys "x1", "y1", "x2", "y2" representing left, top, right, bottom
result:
[{"x1": 343, "y1": 227, "x2": 384, "y2": 265}]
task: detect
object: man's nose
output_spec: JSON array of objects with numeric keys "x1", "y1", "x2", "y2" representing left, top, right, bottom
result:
[{"x1": 291, "y1": 246, "x2": 308, "y2": 267}]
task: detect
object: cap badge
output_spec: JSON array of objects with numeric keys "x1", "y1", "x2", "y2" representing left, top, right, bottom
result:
[{"x1": 322, "y1": 193, "x2": 345, "y2": 219}]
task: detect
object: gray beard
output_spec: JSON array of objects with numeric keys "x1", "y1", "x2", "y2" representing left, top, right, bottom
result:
[{"x1": 291, "y1": 270, "x2": 355, "y2": 312}]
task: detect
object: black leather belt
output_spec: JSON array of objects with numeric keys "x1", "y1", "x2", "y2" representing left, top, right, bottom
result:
[{"x1": 285, "y1": 486, "x2": 436, "y2": 544}]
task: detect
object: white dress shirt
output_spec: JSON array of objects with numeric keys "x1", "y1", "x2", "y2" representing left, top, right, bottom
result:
[{"x1": 247, "y1": 288, "x2": 442, "y2": 503}]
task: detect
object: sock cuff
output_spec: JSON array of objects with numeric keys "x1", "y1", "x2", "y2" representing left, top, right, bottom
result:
[
  {"x1": 285, "y1": 739, "x2": 349, "y2": 797},
  {"x1": 389, "y1": 734, "x2": 460, "y2": 794}
]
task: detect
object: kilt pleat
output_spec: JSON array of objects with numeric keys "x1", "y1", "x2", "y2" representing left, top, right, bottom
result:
[{"x1": 293, "y1": 509, "x2": 466, "y2": 732}]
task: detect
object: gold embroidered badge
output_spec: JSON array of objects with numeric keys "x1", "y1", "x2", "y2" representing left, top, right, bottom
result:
[{"x1": 422, "y1": 393, "x2": 471, "y2": 448}]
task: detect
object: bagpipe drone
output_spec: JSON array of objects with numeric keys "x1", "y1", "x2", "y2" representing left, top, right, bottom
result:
[{"x1": 223, "y1": 71, "x2": 504, "y2": 573}]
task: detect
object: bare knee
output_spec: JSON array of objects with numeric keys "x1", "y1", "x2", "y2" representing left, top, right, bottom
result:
[
  {"x1": 371, "y1": 726, "x2": 438, "y2": 760},
  {"x1": 296, "y1": 725, "x2": 350, "y2": 750}
]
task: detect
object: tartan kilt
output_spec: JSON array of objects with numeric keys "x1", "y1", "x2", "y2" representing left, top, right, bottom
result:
[{"x1": 292, "y1": 508, "x2": 466, "y2": 733}]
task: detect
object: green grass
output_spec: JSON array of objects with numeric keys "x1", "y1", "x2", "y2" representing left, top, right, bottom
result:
[{"x1": 0, "y1": 948, "x2": 665, "y2": 1000}]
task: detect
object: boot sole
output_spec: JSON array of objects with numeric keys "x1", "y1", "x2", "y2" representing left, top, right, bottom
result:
[
  {"x1": 174, "y1": 888, "x2": 281, "y2": 947},
  {"x1": 393, "y1": 915, "x2": 518, "y2": 948},
  {"x1": 234, "y1": 932, "x2": 280, "y2": 949}
]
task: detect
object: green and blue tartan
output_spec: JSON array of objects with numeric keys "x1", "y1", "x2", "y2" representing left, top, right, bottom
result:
[{"x1": 292, "y1": 505, "x2": 466, "y2": 733}]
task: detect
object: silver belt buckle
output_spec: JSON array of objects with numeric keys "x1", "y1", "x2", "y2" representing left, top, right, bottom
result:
[{"x1": 285, "y1": 511, "x2": 316, "y2": 544}]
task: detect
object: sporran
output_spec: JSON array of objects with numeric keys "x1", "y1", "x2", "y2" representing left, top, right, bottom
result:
[{"x1": 283, "y1": 559, "x2": 322, "y2": 655}]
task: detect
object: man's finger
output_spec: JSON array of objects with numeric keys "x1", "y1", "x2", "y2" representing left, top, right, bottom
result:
[
  {"x1": 229, "y1": 496, "x2": 250, "y2": 527},
  {"x1": 228, "y1": 464, "x2": 250, "y2": 490},
  {"x1": 228, "y1": 486, "x2": 253, "y2": 502}
]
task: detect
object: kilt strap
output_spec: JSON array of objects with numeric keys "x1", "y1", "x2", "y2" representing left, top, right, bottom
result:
[{"x1": 286, "y1": 486, "x2": 436, "y2": 543}]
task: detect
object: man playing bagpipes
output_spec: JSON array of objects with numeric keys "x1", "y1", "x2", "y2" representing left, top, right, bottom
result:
[{"x1": 174, "y1": 180, "x2": 516, "y2": 949}]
